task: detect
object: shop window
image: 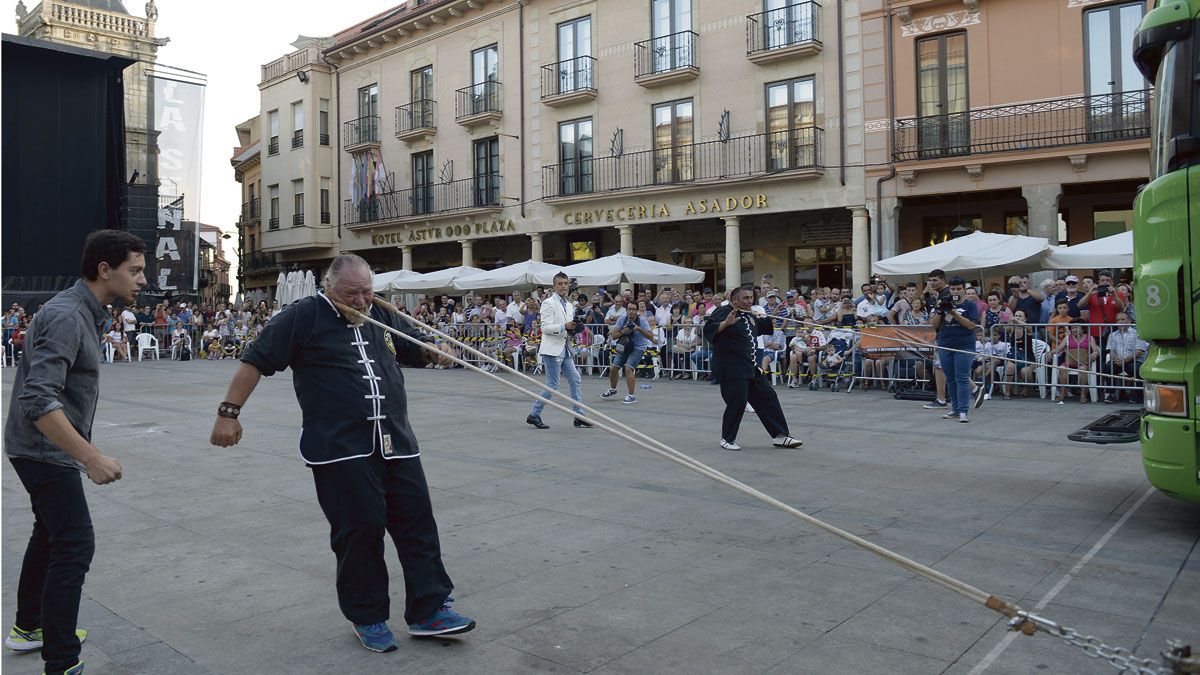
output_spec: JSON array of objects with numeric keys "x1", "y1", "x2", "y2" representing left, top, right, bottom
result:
[
  {"x1": 791, "y1": 246, "x2": 850, "y2": 291},
  {"x1": 1093, "y1": 209, "x2": 1133, "y2": 240}
]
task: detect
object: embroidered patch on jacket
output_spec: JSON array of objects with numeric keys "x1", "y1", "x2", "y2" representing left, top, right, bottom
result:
[{"x1": 384, "y1": 333, "x2": 397, "y2": 355}]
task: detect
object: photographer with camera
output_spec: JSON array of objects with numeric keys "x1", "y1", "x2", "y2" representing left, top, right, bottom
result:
[
  {"x1": 601, "y1": 303, "x2": 654, "y2": 405},
  {"x1": 1005, "y1": 275, "x2": 1044, "y2": 333},
  {"x1": 526, "y1": 273, "x2": 592, "y2": 430},
  {"x1": 1077, "y1": 269, "x2": 1126, "y2": 346},
  {"x1": 930, "y1": 275, "x2": 980, "y2": 423}
]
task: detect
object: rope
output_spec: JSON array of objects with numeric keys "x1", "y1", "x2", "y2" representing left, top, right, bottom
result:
[
  {"x1": 330, "y1": 297, "x2": 1027, "y2": 623},
  {"x1": 768, "y1": 313, "x2": 1145, "y2": 385}
]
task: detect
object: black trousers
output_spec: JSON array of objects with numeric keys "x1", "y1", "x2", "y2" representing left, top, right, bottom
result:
[
  {"x1": 719, "y1": 373, "x2": 790, "y2": 442},
  {"x1": 310, "y1": 450, "x2": 453, "y2": 626},
  {"x1": 9, "y1": 458, "x2": 96, "y2": 675}
]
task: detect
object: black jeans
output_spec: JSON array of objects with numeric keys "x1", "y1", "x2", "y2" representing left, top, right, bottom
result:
[
  {"x1": 9, "y1": 457, "x2": 95, "y2": 675},
  {"x1": 719, "y1": 374, "x2": 790, "y2": 443},
  {"x1": 310, "y1": 450, "x2": 453, "y2": 626}
]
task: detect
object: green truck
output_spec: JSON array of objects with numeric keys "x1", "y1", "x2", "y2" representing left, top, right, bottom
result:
[{"x1": 1131, "y1": 0, "x2": 1200, "y2": 502}]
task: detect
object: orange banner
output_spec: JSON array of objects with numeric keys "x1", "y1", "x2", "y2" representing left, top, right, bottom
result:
[{"x1": 856, "y1": 325, "x2": 936, "y2": 357}]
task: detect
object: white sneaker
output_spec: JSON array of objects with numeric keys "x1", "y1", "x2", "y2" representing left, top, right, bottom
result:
[
  {"x1": 622, "y1": 395, "x2": 637, "y2": 404},
  {"x1": 772, "y1": 435, "x2": 803, "y2": 448},
  {"x1": 958, "y1": 413, "x2": 970, "y2": 423},
  {"x1": 601, "y1": 388, "x2": 619, "y2": 398},
  {"x1": 941, "y1": 411, "x2": 957, "y2": 419},
  {"x1": 719, "y1": 439, "x2": 741, "y2": 451}
]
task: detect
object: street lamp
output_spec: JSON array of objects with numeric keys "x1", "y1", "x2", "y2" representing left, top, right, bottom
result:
[{"x1": 949, "y1": 224, "x2": 973, "y2": 240}]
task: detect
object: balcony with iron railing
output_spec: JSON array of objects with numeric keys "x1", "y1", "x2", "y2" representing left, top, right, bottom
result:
[
  {"x1": 267, "y1": 136, "x2": 279, "y2": 156},
  {"x1": 455, "y1": 82, "x2": 502, "y2": 127},
  {"x1": 343, "y1": 174, "x2": 503, "y2": 227},
  {"x1": 542, "y1": 127, "x2": 822, "y2": 199},
  {"x1": 241, "y1": 251, "x2": 280, "y2": 273},
  {"x1": 396, "y1": 100, "x2": 437, "y2": 143},
  {"x1": 634, "y1": 31, "x2": 699, "y2": 87},
  {"x1": 292, "y1": 130, "x2": 304, "y2": 149},
  {"x1": 293, "y1": 212, "x2": 304, "y2": 226},
  {"x1": 268, "y1": 216, "x2": 280, "y2": 230},
  {"x1": 540, "y1": 56, "x2": 597, "y2": 107},
  {"x1": 241, "y1": 198, "x2": 261, "y2": 223},
  {"x1": 746, "y1": 2, "x2": 822, "y2": 64},
  {"x1": 344, "y1": 115, "x2": 381, "y2": 152},
  {"x1": 892, "y1": 89, "x2": 1152, "y2": 162}
]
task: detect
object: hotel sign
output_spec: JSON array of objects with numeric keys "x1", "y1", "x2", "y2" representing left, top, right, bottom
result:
[
  {"x1": 371, "y1": 219, "x2": 518, "y2": 246},
  {"x1": 560, "y1": 193, "x2": 770, "y2": 226}
]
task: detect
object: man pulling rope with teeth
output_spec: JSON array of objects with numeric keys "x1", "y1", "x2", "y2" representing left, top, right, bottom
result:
[
  {"x1": 704, "y1": 285, "x2": 803, "y2": 451},
  {"x1": 209, "y1": 254, "x2": 474, "y2": 654}
]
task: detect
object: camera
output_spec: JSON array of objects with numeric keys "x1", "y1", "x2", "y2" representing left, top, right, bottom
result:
[
  {"x1": 936, "y1": 289, "x2": 955, "y2": 315},
  {"x1": 1097, "y1": 284, "x2": 1108, "y2": 297}
]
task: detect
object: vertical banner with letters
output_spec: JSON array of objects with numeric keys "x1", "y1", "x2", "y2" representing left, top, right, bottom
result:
[{"x1": 150, "y1": 67, "x2": 205, "y2": 291}]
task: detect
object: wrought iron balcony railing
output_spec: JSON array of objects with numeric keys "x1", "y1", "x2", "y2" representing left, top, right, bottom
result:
[
  {"x1": 242, "y1": 252, "x2": 280, "y2": 272},
  {"x1": 344, "y1": 174, "x2": 502, "y2": 226},
  {"x1": 344, "y1": 115, "x2": 381, "y2": 148},
  {"x1": 542, "y1": 127, "x2": 822, "y2": 198},
  {"x1": 746, "y1": 2, "x2": 821, "y2": 55},
  {"x1": 396, "y1": 99, "x2": 437, "y2": 134},
  {"x1": 320, "y1": 211, "x2": 331, "y2": 224},
  {"x1": 268, "y1": 216, "x2": 280, "y2": 230},
  {"x1": 293, "y1": 213, "x2": 304, "y2": 226},
  {"x1": 455, "y1": 82, "x2": 502, "y2": 119},
  {"x1": 541, "y1": 55, "x2": 596, "y2": 99},
  {"x1": 892, "y1": 89, "x2": 1152, "y2": 161},
  {"x1": 241, "y1": 198, "x2": 260, "y2": 222},
  {"x1": 267, "y1": 137, "x2": 279, "y2": 156},
  {"x1": 292, "y1": 130, "x2": 304, "y2": 149},
  {"x1": 320, "y1": 132, "x2": 330, "y2": 146},
  {"x1": 634, "y1": 31, "x2": 698, "y2": 79}
]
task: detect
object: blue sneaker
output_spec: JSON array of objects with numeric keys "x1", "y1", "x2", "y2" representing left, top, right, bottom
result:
[
  {"x1": 352, "y1": 622, "x2": 397, "y2": 653},
  {"x1": 407, "y1": 602, "x2": 476, "y2": 637}
]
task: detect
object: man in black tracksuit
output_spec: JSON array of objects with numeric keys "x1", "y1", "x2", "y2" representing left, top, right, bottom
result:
[{"x1": 703, "y1": 286, "x2": 803, "y2": 451}]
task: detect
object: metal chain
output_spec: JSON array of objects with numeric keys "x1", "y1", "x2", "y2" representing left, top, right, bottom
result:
[{"x1": 1010, "y1": 613, "x2": 1171, "y2": 675}]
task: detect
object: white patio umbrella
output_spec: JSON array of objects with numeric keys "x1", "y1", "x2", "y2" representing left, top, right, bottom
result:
[
  {"x1": 452, "y1": 261, "x2": 565, "y2": 291},
  {"x1": 302, "y1": 270, "x2": 316, "y2": 298},
  {"x1": 1042, "y1": 230, "x2": 1133, "y2": 270},
  {"x1": 372, "y1": 269, "x2": 422, "y2": 292},
  {"x1": 872, "y1": 231, "x2": 1052, "y2": 278},
  {"x1": 387, "y1": 265, "x2": 484, "y2": 293},
  {"x1": 562, "y1": 254, "x2": 704, "y2": 286},
  {"x1": 275, "y1": 272, "x2": 288, "y2": 305}
]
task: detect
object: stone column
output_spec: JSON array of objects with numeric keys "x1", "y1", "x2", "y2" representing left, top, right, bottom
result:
[
  {"x1": 460, "y1": 240, "x2": 474, "y2": 268},
  {"x1": 723, "y1": 216, "x2": 741, "y2": 294},
  {"x1": 616, "y1": 225, "x2": 634, "y2": 293},
  {"x1": 1022, "y1": 184, "x2": 1063, "y2": 284},
  {"x1": 850, "y1": 206, "x2": 870, "y2": 290},
  {"x1": 529, "y1": 232, "x2": 543, "y2": 262},
  {"x1": 400, "y1": 245, "x2": 413, "y2": 271}
]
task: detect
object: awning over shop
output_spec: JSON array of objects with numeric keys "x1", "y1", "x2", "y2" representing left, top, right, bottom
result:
[
  {"x1": 384, "y1": 265, "x2": 483, "y2": 293},
  {"x1": 452, "y1": 261, "x2": 565, "y2": 291}
]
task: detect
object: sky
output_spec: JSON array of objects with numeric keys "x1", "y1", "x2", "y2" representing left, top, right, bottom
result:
[{"x1": 151, "y1": 0, "x2": 399, "y2": 279}]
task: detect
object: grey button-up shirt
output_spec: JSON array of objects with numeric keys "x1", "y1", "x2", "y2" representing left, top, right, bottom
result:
[{"x1": 4, "y1": 279, "x2": 107, "y2": 469}]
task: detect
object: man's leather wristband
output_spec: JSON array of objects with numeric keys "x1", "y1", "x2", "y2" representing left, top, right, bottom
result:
[{"x1": 217, "y1": 402, "x2": 242, "y2": 419}]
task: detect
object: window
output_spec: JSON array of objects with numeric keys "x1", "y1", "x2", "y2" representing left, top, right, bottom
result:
[
  {"x1": 922, "y1": 215, "x2": 981, "y2": 247},
  {"x1": 916, "y1": 32, "x2": 968, "y2": 157},
  {"x1": 292, "y1": 101, "x2": 304, "y2": 149},
  {"x1": 410, "y1": 66, "x2": 434, "y2": 128},
  {"x1": 353, "y1": 84, "x2": 380, "y2": 144},
  {"x1": 469, "y1": 45, "x2": 500, "y2": 115},
  {"x1": 292, "y1": 179, "x2": 304, "y2": 226},
  {"x1": 474, "y1": 136, "x2": 500, "y2": 206},
  {"x1": 320, "y1": 178, "x2": 330, "y2": 224},
  {"x1": 249, "y1": 233, "x2": 255, "y2": 252},
  {"x1": 358, "y1": 84, "x2": 379, "y2": 117},
  {"x1": 766, "y1": 77, "x2": 817, "y2": 170},
  {"x1": 412, "y1": 151, "x2": 433, "y2": 215},
  {"x1": 650, "y1": 0, "x2": 693, "y2": 72},
  {"x1": 558, "y1": 118, "x2": 593, "y2": 196},
  {"x1": 1084, "y1": 2, "x2": 1147, "y2": 139},
  {"x1": 268, "y1": 110, "x2": 279, "y2": 155},
  {"x1": 791, "y1": 246, "x2": 850, "y2": 291},
  {"x1": 761, "y1": 0, "x2": 816, "y2": 49},
  {"x1": 653, "y1": 99, "x2": 694, "y2": 183},
  {"x1": 1093, "y1": 209, "x2": 1133, "y2": 240},
  {"x1": 557, "y1": 16, "x2": 593, "y2": 93},
  {"x1": 319, "y1": 99, "x2": 330, "y2": 145},
  {"x1": 268, "y1": 184, "x2": 279, "y2": 229}
]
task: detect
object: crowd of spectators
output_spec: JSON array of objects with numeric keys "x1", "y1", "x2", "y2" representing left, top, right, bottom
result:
[{"x1": 1, "y1": 269, "x2": 1148, "y2": 407}]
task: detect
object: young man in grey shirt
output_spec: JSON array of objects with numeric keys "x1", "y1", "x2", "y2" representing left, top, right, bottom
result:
[{"x1": 4, "y1": 230, "x2": 146, "y2": 675}]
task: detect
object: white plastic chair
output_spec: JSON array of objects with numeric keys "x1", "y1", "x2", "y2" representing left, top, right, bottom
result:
[
  {"x1": 104, "y1": 340, "x2": 130, "y2": 363},
  {"x1": 135, "y1": 333, "x2": 159, "y2": 361},
  {"x1": 1050, "y1": 356, "x2": 1099, "y2": 402},
  {"x1": 169, "y1": 333, "x2": 192, "y2": 360},
  {"x1": 1032, "y1": 339, "x2": 1049, "y2": 398}
]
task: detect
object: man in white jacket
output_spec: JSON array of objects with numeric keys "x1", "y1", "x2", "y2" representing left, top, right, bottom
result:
[{"x1": 527, "y1": 273, "x2": 591, "y2": 430}]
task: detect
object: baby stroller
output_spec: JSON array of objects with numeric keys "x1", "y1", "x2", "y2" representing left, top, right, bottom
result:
[{"x1": 812, "y1": 337, "x2": 853, "y2": 392}]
